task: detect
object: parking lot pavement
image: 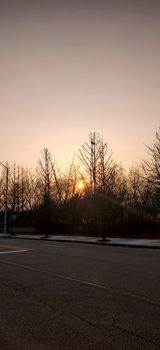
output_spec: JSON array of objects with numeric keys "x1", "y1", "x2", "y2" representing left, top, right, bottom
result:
[{"x1": 0, "y1": 239, "x2": 160, "y2": 349}]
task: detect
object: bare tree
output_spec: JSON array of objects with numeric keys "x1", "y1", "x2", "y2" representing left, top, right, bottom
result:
[
  {"x1": 142, "y1": 128, "x2": 160, "y2": 183},
  {"x1": 142, "y1": 127, "x2": 160, "y2": 210},
  {"x1": 78, "y1": 132, "x2": 101, "y2": 193},
  {"x1": 37, "y1": 148, "x2": 54, "y2": 203},
  {"x1": 0, "y1": 168, "x2": 6, "y2": 211},
  {"x1": 36, "y1": 148, "x2": 54, "y2": 237}
]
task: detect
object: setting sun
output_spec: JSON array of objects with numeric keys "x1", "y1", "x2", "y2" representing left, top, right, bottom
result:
[{"x1": 77, "y1": 181, "x2": 84, "y2": 191}]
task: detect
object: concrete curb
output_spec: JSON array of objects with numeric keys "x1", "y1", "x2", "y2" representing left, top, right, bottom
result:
[{"x1": 6, "y1": 235, "x2": 160, "y2": 250}]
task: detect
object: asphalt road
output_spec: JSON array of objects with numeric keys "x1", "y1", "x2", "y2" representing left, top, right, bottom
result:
[{"x1": 0, "y1": 239, "x2": 160, "y2": 350}]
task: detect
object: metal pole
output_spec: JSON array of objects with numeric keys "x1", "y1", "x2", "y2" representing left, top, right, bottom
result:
[
  {"x1": 4, "y1": 166, "x2": 9, "y2": 236},
  {"x1": 0, "y1": 162, "x2": 9, "y2": 237}
]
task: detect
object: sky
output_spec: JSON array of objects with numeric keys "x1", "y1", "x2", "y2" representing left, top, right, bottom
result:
[{"x1": 0, "y1": 0, "x2": 160, "y2": 170}]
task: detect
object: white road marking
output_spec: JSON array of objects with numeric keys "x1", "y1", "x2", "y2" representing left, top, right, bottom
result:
[
  {"x1": 45, "y1": 244, "x2": 66, "y2": 248},
  {"x1": 0, "y1": 249, "x2": 28, "y2": 255},
  {"x1": 2, "y1": 260, "x2": 106, "y2": 290}
]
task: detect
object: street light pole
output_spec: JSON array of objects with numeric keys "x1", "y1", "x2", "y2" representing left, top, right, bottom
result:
[{"x1": 0, "y1": 162, "x2": 9, "y2": 237}]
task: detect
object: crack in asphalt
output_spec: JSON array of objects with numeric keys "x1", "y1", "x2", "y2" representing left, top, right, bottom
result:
[
  {"x1": 113, "y1": 323, "x2": 159, "y2": 348},
  {"x1": 56, "y1": 312, "x2": 160, "y2": 348},
  {"x1": 1, "y1": 259, "x2": 160, "y2": 310},
  {"x1": 1, "y1": 280, "x2": 159, "y2": 349},
  {"x1": 1, "y1": 259, "x2": 160, "y2": 349}
]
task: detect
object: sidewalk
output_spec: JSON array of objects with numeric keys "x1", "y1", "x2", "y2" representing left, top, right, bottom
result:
[{"x1": 1, "y1": 233, "x2": 160, "y2": 249}]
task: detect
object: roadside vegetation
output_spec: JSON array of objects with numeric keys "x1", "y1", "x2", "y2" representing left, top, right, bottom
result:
[{"x1": 0, "y1": 128, "x2": 160, "y2": 239}]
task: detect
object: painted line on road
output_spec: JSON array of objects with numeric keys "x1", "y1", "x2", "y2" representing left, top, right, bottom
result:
[
  {"x1": 0, "y1": 244, "x2": 25, "y2": 249},
  {"x1": 2, "y1": 260, "x2": 106, "y2": 290},
  {"x1": 45, "y1": 244, "x2": 66, "y2": 248},
  {"x1": 1, "y1": 260, "x2": 160, "y2": 307},
  {"x1": 0, "y1": 249, "x2": 28, "y2": 255}
]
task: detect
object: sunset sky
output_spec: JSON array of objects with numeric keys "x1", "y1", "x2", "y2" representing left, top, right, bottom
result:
[{"x1": 1, "y1": 0, "x2": 160, "y2": 170}]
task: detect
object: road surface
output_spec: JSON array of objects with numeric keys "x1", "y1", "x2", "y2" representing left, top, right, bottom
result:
[{"x1": 0, "y1": 239, "x2": 160, "y2": 349}]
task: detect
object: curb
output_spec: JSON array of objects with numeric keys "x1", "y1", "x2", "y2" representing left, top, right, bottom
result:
[{"x1": 7, "y1": 235, "x2": 160, "y2": 250}]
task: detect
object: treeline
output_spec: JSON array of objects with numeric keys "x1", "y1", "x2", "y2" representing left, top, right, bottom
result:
[{"x1": 0, "y1": 130, "x2": 160, "y2": 238}]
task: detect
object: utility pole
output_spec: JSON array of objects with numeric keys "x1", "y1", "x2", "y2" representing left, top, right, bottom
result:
[
  {"x1": 0, "y1": 162, "x2": 9, "y2": 237},
  {"x1": 17, "y1": 165, "x2": 20, "y2": 213},
  {"x1": 13, "y1": 162, "x2": 16, "y2": 213},
  {"x1": 21, "y1": 167, "x2": 24, "y2": 213}
]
